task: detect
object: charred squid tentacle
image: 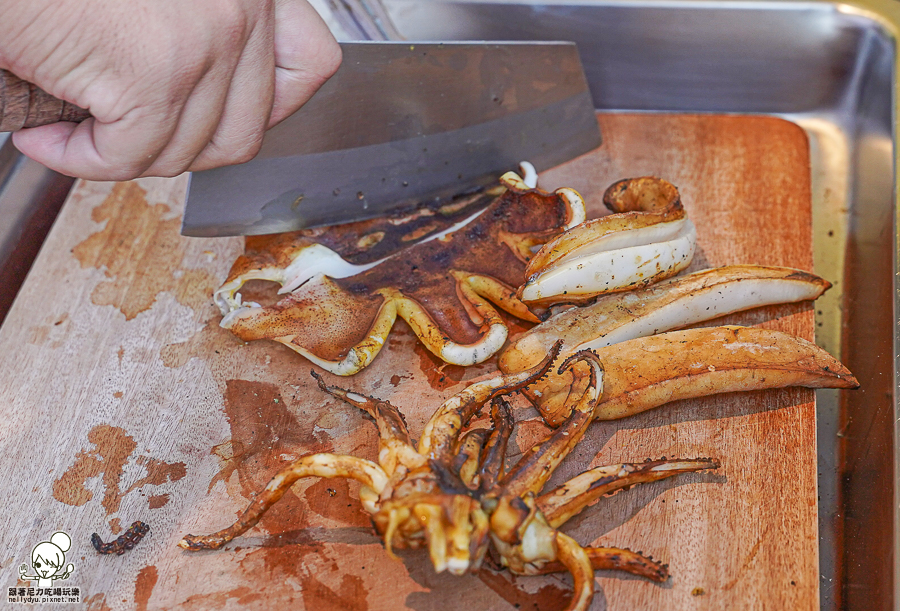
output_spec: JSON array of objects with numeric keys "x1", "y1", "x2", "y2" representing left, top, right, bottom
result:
[
  {"x1": 495, "y1": 351, "x2": 603, "y2": 499},
  {"x1": 452, "y1": 429, "x2": 488, "y2": 489},
  {"x1": 535, "y1": 545, "x2": 670, "y2": 583},
  {"x1": 178, "y1": 454, "x2": 388, "y2": 550},
  {"x1": 554, "y1": 532, "x2": 595, "y2": 611},
  {"x1": 478, "y1": 397, "x2": 514, "y2": 493},
  {"x1": 388, "y1": 287, "x2": 509, "y2": 367},
  {"x1": 538, "y1": 458, "x2": 721, "y2": 528},
  {"x1": 311, "y1": 370, "x2": 424, "y2": 475},
  {"x1": 418, "y1": 341, "x2": 562, "y2": 460},
  {"x1": 458, "y1": 272, "x2": 540, "y2": 324}
]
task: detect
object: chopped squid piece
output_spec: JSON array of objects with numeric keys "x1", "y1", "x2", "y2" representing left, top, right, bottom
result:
[
  {"x1": 520, "y1": 177, "x2": 696, "y2": 306},
  {"x1": 524, "y1": 325, "x2": 860, "y2": 427},
  {"x1": 501, "y1": 265, "x2": 832, "y2": 374}
]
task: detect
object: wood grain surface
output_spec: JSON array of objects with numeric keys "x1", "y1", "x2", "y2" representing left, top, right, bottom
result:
[{"x1": 0, "y1": 113, "x2": 819, "y2": 610}]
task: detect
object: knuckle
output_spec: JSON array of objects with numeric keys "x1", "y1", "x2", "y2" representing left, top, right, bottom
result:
[
  {"x1": 229, "y1": 136, "x2": 264, "y2": 165},
  {"x1": 213, "y1": 0, "x2": 252, "y2": 47}
]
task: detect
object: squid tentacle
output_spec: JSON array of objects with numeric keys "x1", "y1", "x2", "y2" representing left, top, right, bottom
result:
[
  {"x1": 553, "y1": 532, "x2": 596, "y2": 611},
  {"x1": 478, "y1": 397, "x2": 514, "y2": 493},
  {"x1": 457, "y1": 272, "x2": 540, "y2": 324},
  {"x1": 178, "y1": 454, "x2": 388, "y2": 551},
  {"x1": 495, "y1": 351, "x2": 604, "y2": 499},
  {"x1": 452, "y1": 429, "x2": 488, "y2": 489},
  {"x1": 535, "y1": 545, "x2": 670, "y2": 583},
  {"x1": 310, "y1": 370, "x2": 424, "y2": 476},
  {"x1": 538, "y1": 458, "x2": 721, "y2": 528},
  {"x1": 418, "y1": 341, "x2": 562, "y2": 460}
]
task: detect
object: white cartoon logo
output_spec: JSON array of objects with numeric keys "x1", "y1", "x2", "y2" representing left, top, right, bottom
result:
[{"x1": 18, "y1": 532, "x2": 75, "y2": 589}]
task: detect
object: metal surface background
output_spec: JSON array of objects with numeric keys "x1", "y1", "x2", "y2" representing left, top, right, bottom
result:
[{"x1": 378, "y1": 1, "x2": 897, "y2": 609}]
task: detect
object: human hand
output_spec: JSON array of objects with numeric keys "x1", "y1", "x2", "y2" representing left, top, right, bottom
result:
[{"x1": 0, "y1": 0, "x2": 341, "y2": 180}]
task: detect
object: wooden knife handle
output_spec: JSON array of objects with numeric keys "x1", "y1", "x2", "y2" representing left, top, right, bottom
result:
[{"x1": 0, "y1": 69, "x2": 91, "y2": 132}]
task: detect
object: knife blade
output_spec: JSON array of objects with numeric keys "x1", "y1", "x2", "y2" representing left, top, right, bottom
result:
[{"x1": 183, "y1": 41, "x2": 600, "y2": 237}]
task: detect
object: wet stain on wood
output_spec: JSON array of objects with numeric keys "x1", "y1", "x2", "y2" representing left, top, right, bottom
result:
[
  {"x1": 476, "y1": 569, "x2": 569, "y2": 611},
  {"x1": 52, "y1": 424, "x2": 186, "y2": 514},
  {"x1": 147, "y1": 494, "x2": 170, "y2": 509},
  {"x1": 414, "y1": 342, "x2": 467, "y2": 391},
  {"x1": 71, "y1": 181, "x2": 217, "y2": 320},
  {"x1": 210, "y1": 379, "x2": 329, "y2": 501},
  {"x1": 305, "y1": 478, "x2": 369, "y2": 528},
  {"x1": 126, "y1": 456, "x2": 187, "y2": 495},
  {"x1": 83, "y1": 592, "x2": 112, "y2": 611},
  {"x1": 134, "y1": 565, "x2": 158, "y2": 611},
  {"x1": 300, "y1": 573, "x2": 368, "y2": 611},
  {"x1": 176, "y1": 586, "x2": 264, "y2": 608}
]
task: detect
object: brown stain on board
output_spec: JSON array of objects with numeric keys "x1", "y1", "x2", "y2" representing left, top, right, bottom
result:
[
  {"x1": 53, "y1": 425, "x2": 136, "y2": 511},
  {"x1": 476, "y1": 569, "x2": 569, "y2": 611},
  {"x1": 125, "y1": 456, "x2": 187, "y2": 494},
  {"x1": 300, "y1": 573, "x2": 368, "y2": 611},
  {"x1": 109, "y1": 518, "x2": 122, "y2": 535},
  {"x1": 52, "y1": 424, "x2": 186, "y2": 514},
  {"x1": 414, "y1": 342, "x2": 467, "y2": 391},
  {"x1": 212, "y1": 379, "x2": 332, "y2": 581},
  {"x1": 134, "y1": 565, "x2": 158, "y2": 611},
  {"x1": 71, "y1": 181, "x2": 217, "y2": 320},
  {"x1": 176, "y1": 586, "x2": 264, "y2": 609},
  {"x1": 83, "y1": 592, "x2": 113, "y2": 611},
  {"x1": 305, "y1": 478, "x2": 370, "y2": 528},
  {"x1": 147, "y1": 494, "x2": 170, "y2": 509},
  {"x1": 206, "y1": 378, "x2": 379, "y2": 601}
]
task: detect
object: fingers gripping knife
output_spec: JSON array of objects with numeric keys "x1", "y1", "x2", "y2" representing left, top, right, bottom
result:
[{"x1": 0, "y1": 41, "x2": 601, "y2": 236}]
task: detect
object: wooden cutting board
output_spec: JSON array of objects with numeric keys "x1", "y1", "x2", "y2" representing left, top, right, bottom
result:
[{"x1": 0, "y1": 113, "x2": 818, "y2": 610}]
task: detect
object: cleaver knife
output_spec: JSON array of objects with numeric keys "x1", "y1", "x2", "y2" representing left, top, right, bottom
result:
[{"x1": 0, "y1": 41, "x2": 601, "y2": 237}]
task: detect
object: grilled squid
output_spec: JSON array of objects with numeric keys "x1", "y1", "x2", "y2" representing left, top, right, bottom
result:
[
  {"x1": 215, "y1": 170, "x2": 585, "y2": 375},
  {"x1": 501, "y1": 264, "x2": 832, "y2": 374},
  {"x1": 520, "y1": 177, "x2": 696, "y2": 306},
  {"x1": 181, "y1": 346, "x2": 720, "y2": 611}
]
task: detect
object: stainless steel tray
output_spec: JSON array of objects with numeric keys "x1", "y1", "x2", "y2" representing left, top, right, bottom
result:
[{"x1": 378, "y1": 1, "x2": 898, "y2": 609}]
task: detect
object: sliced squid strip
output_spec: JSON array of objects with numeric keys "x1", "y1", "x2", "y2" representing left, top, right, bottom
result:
[
  {"x1": 520, "y1": 219, "x2": 696, "y2": 305},
  {"x1": 525, "y1": 205, "x2": 685, "y2": 277},
  {"x1": 519, "y1": 161, "x2": 538, "y2": 188},
  {"x1": 526, "y1": 326, "x2": 860, "y2": 427},
  {"x1": 501, "y1": 265, "x2": 832, "y2": 374}
]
